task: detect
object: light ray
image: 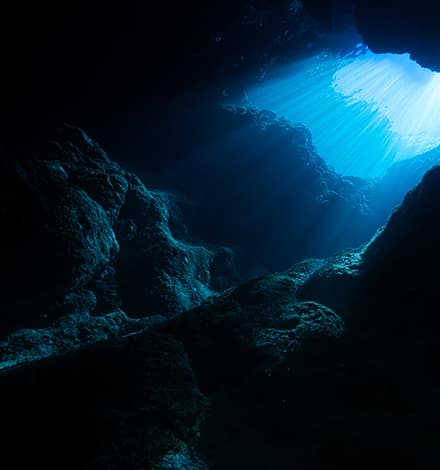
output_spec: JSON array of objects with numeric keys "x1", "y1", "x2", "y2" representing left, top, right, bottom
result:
[{"x1": 247, "y1": 46, "x2": 440, "y2": 178}]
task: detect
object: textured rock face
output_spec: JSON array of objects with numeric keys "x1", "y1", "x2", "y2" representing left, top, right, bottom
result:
[
  {"x1": 295, "y1": 165, "x2": 440, "y2": 424},
  {"x1": 242, "y1": 166, "x2": 440, "y2": 468},
  {"x1": 3, "y1": 0, "x2": 440, "y2": 466},
  {"x1": 2, "y1": 156, "x2": 119, "y2": 330},
  {"x1": 1, "y1": 125, "x2": 214, "y2": 332},
  {"x1": 114, "y1": 179, "x2": 213, "y2": 317},
  {"x1": 1, "y1": 328, "x2": 209, "y2": 469},
  {"x1": 152, "y1": 105, "x2": 378, "y2": 272},
  {"x1": 3, "y1": 124, "x2": 440, "y2": 467},
  {"x1": 297, "y1": 164, "x2": 440, "y2": 315},
  {"x1": 0, "y1": 310, "x2": 164, "y2": 372},
  {"x1": 0, "y1": 123, "x2": 349, "y2": 466},
  {"x1": 0, "y1": 257, "x2": 344, "y2": 468},
  {"x1": 166, "y1": 268, "x2": 344, "y2": 392}
]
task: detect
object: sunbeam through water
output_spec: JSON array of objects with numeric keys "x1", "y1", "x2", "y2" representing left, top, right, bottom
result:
[{"x1": 247, "y1": 45, "x2": 440, "y2": 178}]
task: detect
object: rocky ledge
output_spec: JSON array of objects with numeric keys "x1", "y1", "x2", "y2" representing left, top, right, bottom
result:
[{"x1": 2, "y1": 125, "x2": 440, "y2": 468}]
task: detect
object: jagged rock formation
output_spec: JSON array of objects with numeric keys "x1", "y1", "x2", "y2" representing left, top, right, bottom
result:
[
  {"x1": 3, "y1": 0, "x2": 440, "y2": 466},
  {"x1": 166, "y1": 267, "x2": 344, "y2": 391},
  {"x1": 149, "y1": 105, "x2": 378, "y2": 272},
  {"x1": 145, "y1": 103, "x2": 440, "y2": 276},
  {"x1": 298, "y1": 164, "x2": 440, "y2": 317},
  {"x1": 0, "y1": 260, "x2": 344, "y2": 468},
  {"x1": 192, "y1": 165, "x2": 440, "y2": 468},
  {"x1": 290, "y1": 166, "x2": 440, "y2": 467},
  {"x1": 0, "y1": 125, "x2": 345, "y2": 468},
  {"x1": 2, "y1": 127, "x2": 440, "y2": 468},
  {"x1": 1, "y1": 125, "x2": 215, "y2": 333}
]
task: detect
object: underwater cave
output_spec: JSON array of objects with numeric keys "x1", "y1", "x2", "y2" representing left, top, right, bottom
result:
[
  {"x1": 248, "y1": 43, "x2": 440, "y2": 178},
  {"x1": 2, "y1": 0, "x2": 440, "y2": 468}
]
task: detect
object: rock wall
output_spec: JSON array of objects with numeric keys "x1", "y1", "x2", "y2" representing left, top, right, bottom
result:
[
  {"x1": 148, "y1": 105, "x2": 378, "y2": 272},
  {"x1": 1, "y1": 125, "x2": 215, "y2": 333},
  {"x1": 2, "y1": 127, "x2": 440, "y2": 468}
]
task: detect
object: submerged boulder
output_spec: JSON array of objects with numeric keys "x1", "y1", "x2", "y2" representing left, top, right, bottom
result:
[
  {"x1": 0, "y1": 125, "x2": 216, "y2": 332},
  {"x1": 0, "y1": 256, "x2": 345, "y2": 468},
  {"x1": 166, "y1": 268, "x2": 344, "y2": 392},
  {"x1": 114, "y1": 175, "x2": 213, "y2": 317},
  {"x1": 0, "y1": 326, "x2": 208, "y2": 469},
  {"x1": 2, "y1": 157, "x2": 119, "y2": 331}
]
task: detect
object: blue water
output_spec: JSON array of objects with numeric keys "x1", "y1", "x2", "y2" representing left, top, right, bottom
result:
[{"x1": 247, "y1": 46, "x2": 440, "y2": 178}]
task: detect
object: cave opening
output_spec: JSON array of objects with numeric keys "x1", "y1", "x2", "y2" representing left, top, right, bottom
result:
[{"x1": 247, "y1": 42, "x2": 440, "y2": 179}]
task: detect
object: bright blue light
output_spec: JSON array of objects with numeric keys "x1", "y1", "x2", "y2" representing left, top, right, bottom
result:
[{"x1": 247, "y1": 47, "x2": 440, "y2": 178}]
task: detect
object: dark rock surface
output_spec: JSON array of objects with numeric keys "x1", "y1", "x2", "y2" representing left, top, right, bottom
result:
[
  {"x1": 142, "y1": 103, "x2": 440, "y2": 277},
  {"x1": 289, "y1": 166, "x2": 440, "y2": 467},
  {"x1": 355, "y1": 0, "x2": 440, "y2": 71},
  {"x1": 298, "y1": 164, "x2": 440, "y2": 317},
  {"x1": 1, "y1": 327, "x2": 208, "y2": 469},
  {"x1": 149, "y1": 105, "x2": 378, "y2": 272},
  {"x1": 0, "y1": 310, "x2": 164, "y2": 372},
  {"x1": 0, "y1": 123, "x2": 346, "y2": 468},
  {"x1": 0, "y1": 258, "x2": 344, "y2": 468},
  {"x1": 3, "y1": 0, "x2": 440, "y2": 466},
  {"x1": 166, "y1": 266, "x2": 344, "y2": 393},
  {"x1": 2, "y1": 125, "x2": 440, "y2": 468},
  {"x1": 1, "y1": 125, "x2": 215, "y2": 332}
]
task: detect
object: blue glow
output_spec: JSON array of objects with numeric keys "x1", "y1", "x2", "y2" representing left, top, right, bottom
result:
[{"x1": 247, "y1": 47, "x2": 440, "y2": 178}]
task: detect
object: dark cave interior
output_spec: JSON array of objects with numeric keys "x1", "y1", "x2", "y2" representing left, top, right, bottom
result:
[{"x1": 2, "y1": 1, "x2": 440, "y2": 468}]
